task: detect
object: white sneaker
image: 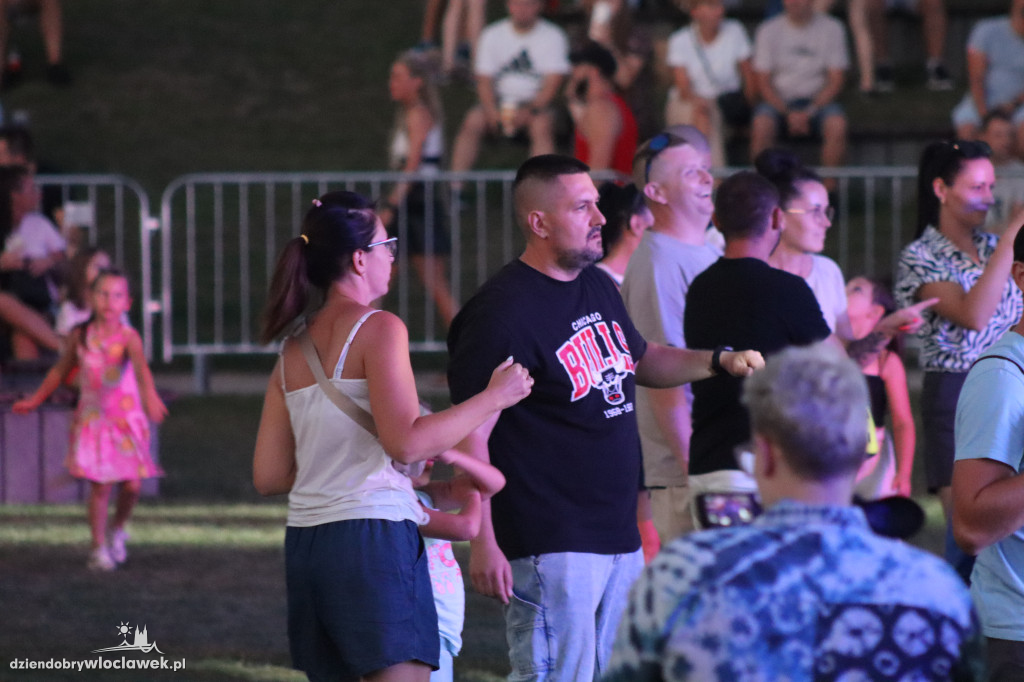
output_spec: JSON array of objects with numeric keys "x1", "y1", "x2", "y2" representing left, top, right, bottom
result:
[
  {"x1": 87, "y1": 547, "x2": 116, "y2": 572},
  {"x1": 109, "y1": 529, "x2": 129, "y2": 564}
]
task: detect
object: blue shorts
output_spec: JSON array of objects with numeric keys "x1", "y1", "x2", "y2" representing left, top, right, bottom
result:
[
  {"x1": 754, "y1": 98, "x2": 845, "y2": 139},
  {"x1": 285, "y1": 519, "x2": 439, "y2": 681}
]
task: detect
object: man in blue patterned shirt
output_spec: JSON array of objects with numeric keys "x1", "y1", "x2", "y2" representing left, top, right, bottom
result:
[{"x1": 605, "y1": 342, "x2": 984, "y2": 681}]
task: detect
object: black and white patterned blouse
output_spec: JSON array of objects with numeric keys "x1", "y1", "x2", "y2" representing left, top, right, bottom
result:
[{"x1": 895, "y1": 225, "x2": 1022, "y2": 372}]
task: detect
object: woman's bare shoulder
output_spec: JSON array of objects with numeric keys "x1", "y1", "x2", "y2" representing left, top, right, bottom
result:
[{"x1": 355, "y1": 309, "x2": 407, "y2": 342}]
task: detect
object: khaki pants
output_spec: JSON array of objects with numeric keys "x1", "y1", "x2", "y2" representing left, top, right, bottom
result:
[{"x1": 650, "y1": 469, "x2": 758, "y2": 545}]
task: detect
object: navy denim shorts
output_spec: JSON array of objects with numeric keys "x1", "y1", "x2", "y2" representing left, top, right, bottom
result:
[{"x1": 285, "y1": 518, "x2": 439, "y2": 681}]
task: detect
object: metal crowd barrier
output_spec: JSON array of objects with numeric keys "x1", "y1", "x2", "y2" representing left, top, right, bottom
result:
[
  {"x1": 158, "y1": 171, "x2": 514, "y2": 391},
  {"x1": 42, "y1": 166, "x2": 1008, "y2": 392}
]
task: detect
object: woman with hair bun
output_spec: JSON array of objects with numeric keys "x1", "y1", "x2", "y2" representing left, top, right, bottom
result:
[
  {"x1": 758, "y1": 147, "x2": 932, "y2": 504},
  {"x1": 896, "y1": 139, "x2": 1023, "y2": 579},
  {"x1": 758, "y1": 147, "x2": 934, "y2": 345},
  {"x1": 757, "y1": 148, "x2": 848, "y2": 334},
  {"x1": 253, "y1": 191, "x2": 533, "y2": 682}
]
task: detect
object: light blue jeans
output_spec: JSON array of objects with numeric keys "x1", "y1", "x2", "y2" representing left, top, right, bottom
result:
[{"x1": 506, "y1": 550, "x2": 644, "y2": 682}]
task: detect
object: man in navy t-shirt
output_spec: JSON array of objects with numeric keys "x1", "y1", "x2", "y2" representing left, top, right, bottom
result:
[{"x1": 447, "y1": 154, "x2": 763, "y2": 681}]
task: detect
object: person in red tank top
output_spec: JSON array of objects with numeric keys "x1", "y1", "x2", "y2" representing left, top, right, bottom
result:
[{"x1": 567, "y1": 42, "x2": 639, "y2": 178}]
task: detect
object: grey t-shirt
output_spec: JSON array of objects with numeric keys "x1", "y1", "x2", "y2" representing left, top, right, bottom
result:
[
  {"x1": 620, "y1": 231, "x2": 721, "y2": 487},
  {"x1": 753, "y1": 12, "x2": 849, "y2": 102}
]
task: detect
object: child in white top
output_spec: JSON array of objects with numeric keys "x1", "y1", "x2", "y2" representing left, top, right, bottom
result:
[{"x1": 410, "y1": 447, "x2": 506, "y2": 682}]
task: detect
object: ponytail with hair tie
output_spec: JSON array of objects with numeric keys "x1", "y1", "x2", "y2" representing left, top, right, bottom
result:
[{"x1": 260, "y1": 191, "x2": 379, "y2": 343}]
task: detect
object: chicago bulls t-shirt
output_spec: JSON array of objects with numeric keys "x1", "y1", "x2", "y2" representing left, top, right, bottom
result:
[{"x1": 448, "y1": 260, "x2": 647, "y2": 561}]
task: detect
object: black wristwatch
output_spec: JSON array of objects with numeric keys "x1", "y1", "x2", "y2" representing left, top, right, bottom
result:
[{"x1": 711, "y1": 346, "x2": 732, "y2": 375}]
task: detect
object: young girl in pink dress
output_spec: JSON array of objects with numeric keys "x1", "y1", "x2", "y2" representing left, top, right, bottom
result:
[{"x1": 14, "y1": 268, "x2": 167, "y2": 571}]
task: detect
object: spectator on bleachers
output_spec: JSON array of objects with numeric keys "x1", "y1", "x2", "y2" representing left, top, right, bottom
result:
[
  {"x1": 449, "y1": 0, "x2": 569, "y2": 189},
  {"x1": 417, "y1": 0, "x2": 446, "y2": 52},
  {"x1": 812, "y1": 0, "x2": 875, "y2": 94},
  {"x1": 577, "y1": 0, "x2": 643, "y2": 85},
  {"x1": 0, "y1": 164, "x2": 63, "y2": 358},
  {"x1": 441, "y1": 0, "x2": 487, "y2": 81},
  {"x1": 665, "y1": 0, "x2": 754, "y2": 168},
  {"x1": 566, "y1": 42, "x2": 638, "y2": 176},
  {"x1": 952, "y1": 0, "x2": 1024, "y2": 151},
  {"x1": 582, "y1": 0, "x2": 620, "y2": 46},
  {"x1": 864, "y1": 0, "x2": 952, "y2": 92},
  {"x1": 576, "y1": 0, "x2": 658, "y2": 140},
  {"x1": 0, "y1": 124, "x2": 63, "y2": 225},
  {"x1": 750, "y1": 0, "x2": 849, "y2": 175},
  {"x1": 0, "y1": 0, "x2": 70, "y2": 88},
  {"x1": 980, "y1": 111, "x2": 1024, "y2": 236},
  {"x1": 381, "y1": 50, "x2": 459, "y2": 326}
]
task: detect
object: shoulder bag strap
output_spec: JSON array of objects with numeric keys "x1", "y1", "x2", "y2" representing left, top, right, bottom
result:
[
  {"x1": 971, "y1": 354, "x2": 1024, "y2": 376},
  {"x1": 690, "y1": 29, "x2": 722, "y2": 92},
  {"x1": 296, "y1": 328, "x2": 379, "y2": 437}
]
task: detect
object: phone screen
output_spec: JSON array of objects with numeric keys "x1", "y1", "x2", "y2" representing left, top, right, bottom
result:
[{"x1": 696, "y1": 493, "x2": 762, "y2": 528}]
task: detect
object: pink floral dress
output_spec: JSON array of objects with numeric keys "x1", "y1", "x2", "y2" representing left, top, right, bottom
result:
[{"x1": 65, "y1": 322, "x2": 163, "y2": 483}]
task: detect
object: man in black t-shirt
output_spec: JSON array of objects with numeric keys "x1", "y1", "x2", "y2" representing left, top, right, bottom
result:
[
  {"x1": 447, "y1": 155, "x2": 763, "y2": 682},
  {"x1": 685, "y1": 171, "x2": 832, "y2": 478}
]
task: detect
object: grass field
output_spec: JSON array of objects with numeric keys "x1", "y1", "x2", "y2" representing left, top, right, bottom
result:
[
  {"x1": 0, "y1": 391, "x2": 947, "y2": 681},
  {"x1": 0, "y1": 393, "x2": 515, "y2": 681}
]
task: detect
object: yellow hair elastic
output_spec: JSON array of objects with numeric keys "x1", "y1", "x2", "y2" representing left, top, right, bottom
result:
[{"x1": 299, "y1": 234, "x2": 309, "y2": 244}]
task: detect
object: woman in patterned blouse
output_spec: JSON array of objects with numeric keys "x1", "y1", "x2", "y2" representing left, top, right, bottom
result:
[{"x1": 895, "y1": 139, "x2": 1024, "y2": 579}]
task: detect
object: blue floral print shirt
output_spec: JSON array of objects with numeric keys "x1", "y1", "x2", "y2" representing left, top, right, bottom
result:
[{"x1": 604, "y1": 500, "x2": 984, "y2": 681}]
